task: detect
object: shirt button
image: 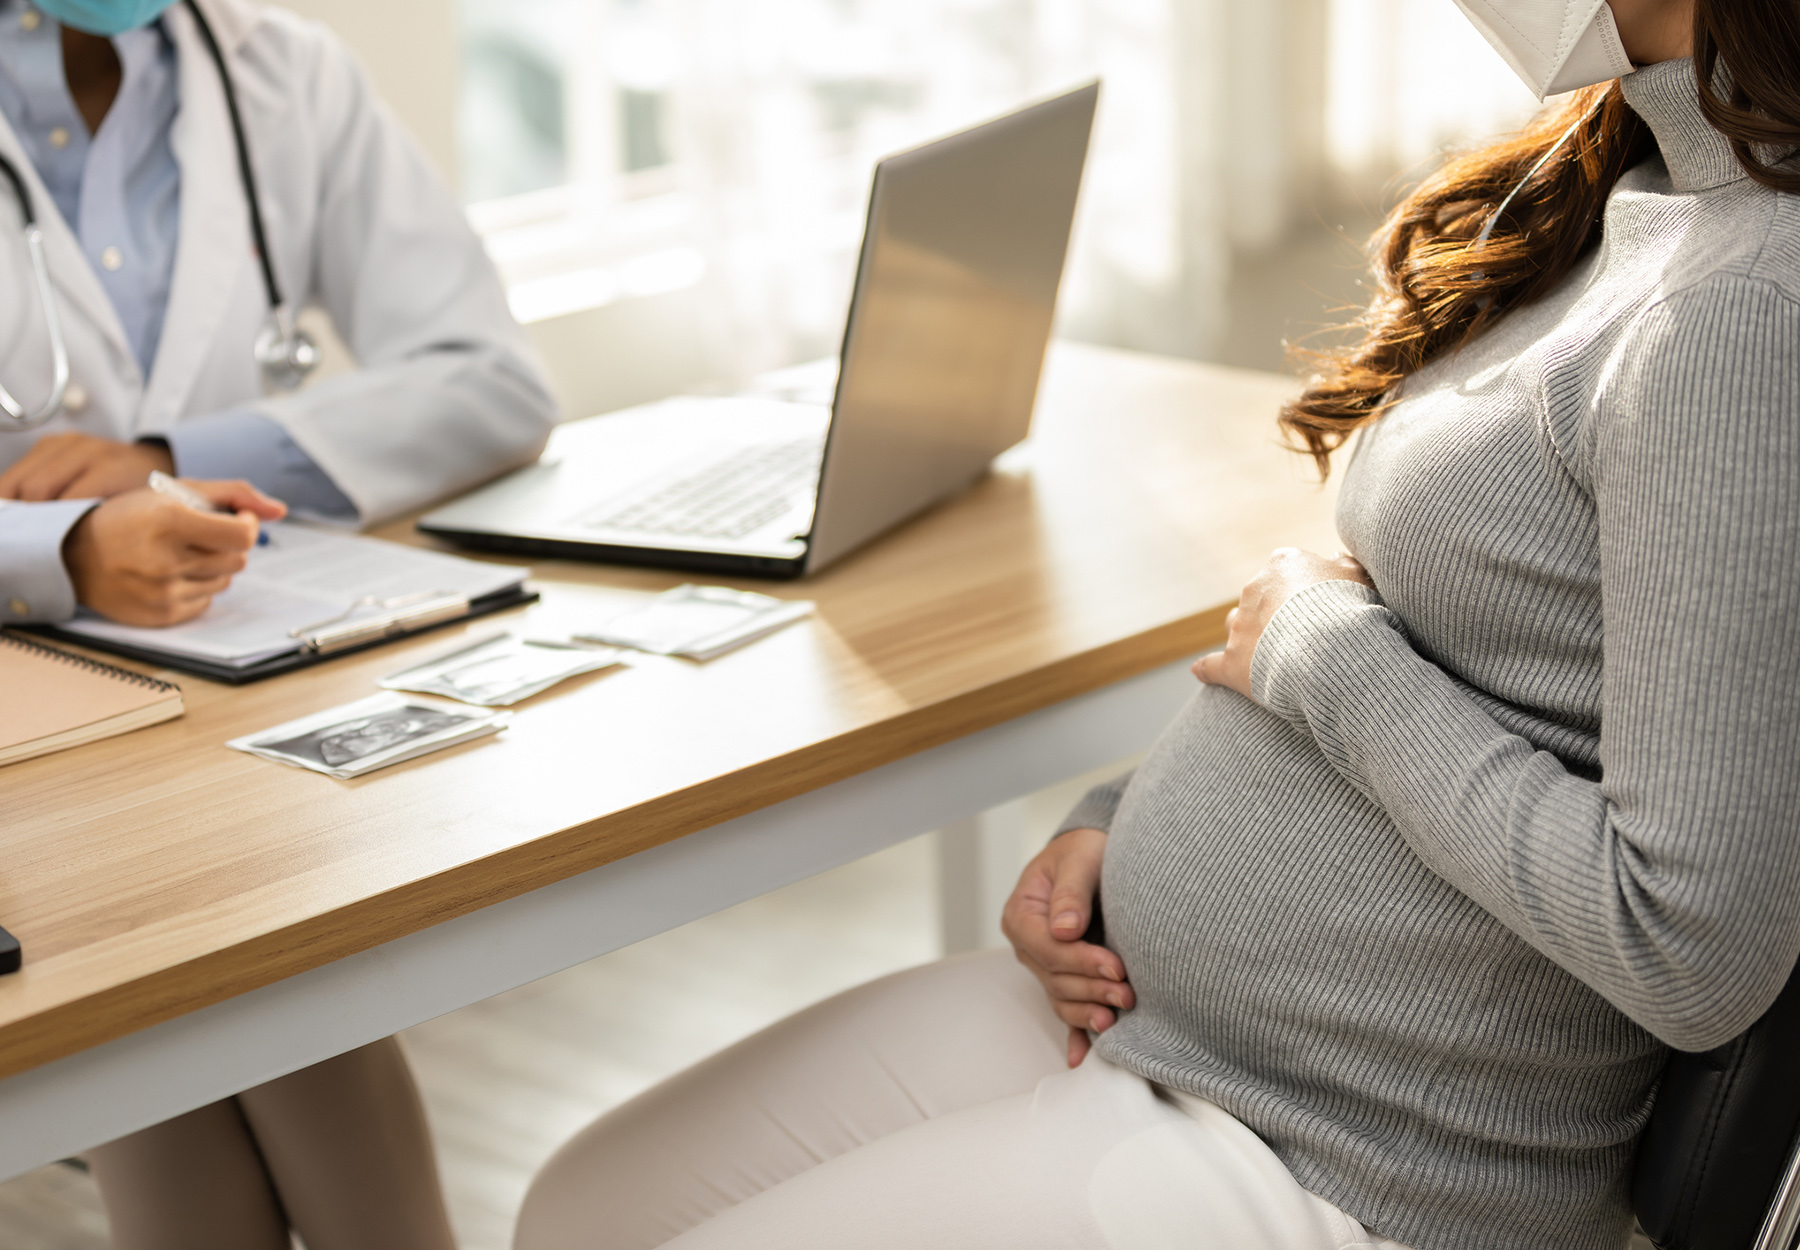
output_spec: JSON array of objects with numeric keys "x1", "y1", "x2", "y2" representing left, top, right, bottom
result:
[
  {"x1": 101, "y1": 246, "x2": 123, "y2": 271},
  {"x1": 20, "y1": 9, "x2": 39, "y2": 30},
  {"x1": 48, "y1": 126, "x2": 68, "y2": 149},
  {"x1": 8, "y1": 598, "x2": 28, "y2": 618},
  {"x1": 62, "y1": 382, "x2": 88, "y2": 414}
]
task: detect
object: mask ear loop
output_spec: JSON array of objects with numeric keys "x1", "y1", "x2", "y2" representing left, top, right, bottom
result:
[
  {"x1": 1472, "y1": 116, "x2": 1585, "y2": 250},
  {"x1": 1468, "y1": 114, "x2": 1585, "y2": 312}
]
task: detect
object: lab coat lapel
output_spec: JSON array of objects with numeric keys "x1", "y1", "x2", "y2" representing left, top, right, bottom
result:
[
  {"x1": 0, "y1": 109, "x2": 138, "y2": 383},
  {"x1": 141, "y1": 0, "x2": 251, "y2": 428}
]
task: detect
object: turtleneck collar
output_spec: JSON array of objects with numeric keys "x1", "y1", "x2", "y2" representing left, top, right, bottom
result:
[{"x1": 1620, "y1": 57, "x2": 1755, "y2": 193}]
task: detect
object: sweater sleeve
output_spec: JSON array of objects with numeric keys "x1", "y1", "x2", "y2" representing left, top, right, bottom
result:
[
  {"x1": 1055, "y1": 771, "x2": 1135, "y2": 837},
  {"x1": 1250, "y1": 276, "x2": 1800, "y2": 1052}
]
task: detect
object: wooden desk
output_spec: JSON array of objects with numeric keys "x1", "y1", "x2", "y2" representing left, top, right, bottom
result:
[{"x1": 0, "y1": 343, "x2": 1338, "y2": 1178}]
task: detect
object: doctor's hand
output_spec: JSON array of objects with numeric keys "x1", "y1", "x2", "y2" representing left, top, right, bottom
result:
[
  {"x1": 0, "y1": 433, "x2": 175, "y2": 502},
  {"x1": 62, "y1": 480, "x2": 287, "y2": 627},
  {"x1": 1192, "y1": 547, "x2": 1372, "y2": 701},
  {"x1": 1001, "y1": 827, "x2": 1132, "y2": 1069}
]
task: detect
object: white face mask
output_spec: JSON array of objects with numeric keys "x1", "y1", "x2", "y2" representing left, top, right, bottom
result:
[{"x1": 1451, "y1": 0, "x2": 1636, "y2": 99}]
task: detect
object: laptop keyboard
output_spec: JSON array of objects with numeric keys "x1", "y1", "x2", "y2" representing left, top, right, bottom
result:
[{"x1": 584, "y1": 439, "x2": 823, "y2": 541}]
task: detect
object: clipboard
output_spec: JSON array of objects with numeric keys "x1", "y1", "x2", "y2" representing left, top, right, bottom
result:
[
  {"x1": 30, "y1": 522, "x2": 540, "y2": 684},
  {"x1": 32, "y1": 583, "x2": 539, "y2": 684}
]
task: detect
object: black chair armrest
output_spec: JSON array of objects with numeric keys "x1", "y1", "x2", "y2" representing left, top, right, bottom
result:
[{"x1": 1634, "y1": 962, "x2": 1800, "y2": 1250}]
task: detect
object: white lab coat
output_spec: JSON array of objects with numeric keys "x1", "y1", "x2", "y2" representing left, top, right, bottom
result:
[{"x1": 0, "y1": 0, "x2": 556, "y2": 524}]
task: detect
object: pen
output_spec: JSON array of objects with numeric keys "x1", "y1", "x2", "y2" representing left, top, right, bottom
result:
[{"x1": 148, "y1": 469, "x2": 270, "y2": 545}]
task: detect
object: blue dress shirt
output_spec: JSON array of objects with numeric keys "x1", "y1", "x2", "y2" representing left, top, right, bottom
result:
[
  {"x1": 0, "y1": 0, "x2": 178, "y2": 375},
  {"x1": 0, "y1": 0, "x2": 353, "y2": 621}
]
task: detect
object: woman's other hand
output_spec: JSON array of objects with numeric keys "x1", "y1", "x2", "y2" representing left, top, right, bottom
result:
[
  {"x1": 1000, "y1": 827, "x2": 1132, "y2": 1068},
  {"x1": 1193, "y1": 547, "x2": 1372, "y2": 700},
  {"x1": 0, "y1": 432, "x2": 175, "y2": 501},
  {"x1": 63, "y1": 480, "x2": 287, "y2": 626}
]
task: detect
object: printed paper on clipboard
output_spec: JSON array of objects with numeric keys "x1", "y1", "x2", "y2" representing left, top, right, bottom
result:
[{"x1": 49, "y1": 523, "x2": 531, "y2": 671}]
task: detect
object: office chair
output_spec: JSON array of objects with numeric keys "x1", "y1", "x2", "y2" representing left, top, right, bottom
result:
[{"x1": 1633, "y1": 960, "x2": 1800, "y2": 1250}]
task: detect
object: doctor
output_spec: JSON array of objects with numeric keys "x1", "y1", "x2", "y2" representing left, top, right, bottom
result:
[
  {"x1": 0, "y1": 0, "x2": 556, "y2": 627},
  {"x1": 0, "y1": 3, "x2": 549, "y2": 1243}
]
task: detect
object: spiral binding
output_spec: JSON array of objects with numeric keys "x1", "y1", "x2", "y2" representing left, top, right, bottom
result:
[{"x1": 0, "y1": 630, "x2": 178, "y2": 693}]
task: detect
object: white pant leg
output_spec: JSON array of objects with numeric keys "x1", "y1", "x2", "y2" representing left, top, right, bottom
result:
[
  {"x1": 660, "y1": 1052, "x2": 1410, "y2": 1250},
  {"x1": 516, "y1": 949, "x2": 1414, "y2": 1250},
  {"x1": 514, "y1": 950, "x2": 1068, "y2": 1250}
]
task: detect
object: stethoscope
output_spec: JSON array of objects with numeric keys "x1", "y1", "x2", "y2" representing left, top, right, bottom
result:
[{"x1": 0, "y1": 0, "x2": 318, "y2": 432}]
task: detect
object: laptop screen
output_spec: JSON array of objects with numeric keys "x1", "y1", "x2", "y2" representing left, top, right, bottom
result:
[{"x1": 804, "y1": 83, "x2": 1099, "y2": 573}]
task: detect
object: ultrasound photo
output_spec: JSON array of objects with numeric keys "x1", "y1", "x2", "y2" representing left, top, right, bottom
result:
[
  {"x1": 261, "y1": 705, "x2": 471, "y2": 767},
  {"x1": 231, "y1": 692, "x2": 509, "y2": 778}
]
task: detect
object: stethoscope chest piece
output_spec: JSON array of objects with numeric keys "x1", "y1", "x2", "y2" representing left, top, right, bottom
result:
[{"x1": 254, "y1": 306, "x2": 320, "y2": 392}]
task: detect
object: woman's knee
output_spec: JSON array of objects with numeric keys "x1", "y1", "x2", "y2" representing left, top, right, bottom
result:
[
  {"x1": 664, "y1": 948, "x2": 1063, "y2": 1123},
  {"x1": 515, "y1": 950, "x2": 1065, "y2": 1250}
]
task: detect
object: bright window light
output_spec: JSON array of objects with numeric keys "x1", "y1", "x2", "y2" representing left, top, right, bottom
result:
[{"x1": 458, "y1": 0, "x2": 1554, "y2": 370}]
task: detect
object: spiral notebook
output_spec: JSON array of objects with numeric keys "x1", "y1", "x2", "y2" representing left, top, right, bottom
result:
[{"x1": 0, "y1": 632, "x2": 184, "y2": 766}]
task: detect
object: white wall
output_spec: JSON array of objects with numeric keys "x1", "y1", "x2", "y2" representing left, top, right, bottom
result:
[{"x1": 280, "y1": 0, "x2": 461, "y2": 185}]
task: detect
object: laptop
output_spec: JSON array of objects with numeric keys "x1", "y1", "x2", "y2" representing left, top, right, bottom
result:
[{"x1": 420, "y1": 82, "x2": 1099, "y2": 579}]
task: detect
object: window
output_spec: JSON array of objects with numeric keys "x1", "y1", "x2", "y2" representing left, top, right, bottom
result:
[
  {"x1": 1325, "y1": 0, "x2": 1537, "y2": 185},
  {"x1": 458, "y1": 0, "x2": 1539, "y2": 379}
]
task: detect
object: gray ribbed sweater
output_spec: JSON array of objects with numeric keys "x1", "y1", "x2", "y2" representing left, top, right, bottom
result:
[{"x1": 1059, "y1": 59, "x2": 1800, "y2": 1250}]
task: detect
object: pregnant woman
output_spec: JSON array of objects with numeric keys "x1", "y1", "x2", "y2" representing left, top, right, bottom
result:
[{"x1": 513, "y1": 0, "x2": 1800, "y2": 1247}]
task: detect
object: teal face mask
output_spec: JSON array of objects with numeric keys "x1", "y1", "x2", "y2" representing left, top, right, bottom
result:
[{"x1": 30, "y1": 0, "x2": 180, "y2": 36}]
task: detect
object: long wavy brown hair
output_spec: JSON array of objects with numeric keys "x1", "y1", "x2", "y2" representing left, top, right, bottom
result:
[{"x1": 1282, "y1": 0, "x2": 1800, "y2": 477}]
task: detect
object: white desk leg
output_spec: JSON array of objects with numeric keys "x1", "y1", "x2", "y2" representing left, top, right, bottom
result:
[{"x1": 934, "y1": 800, "x2": 1029, "y2": 955}]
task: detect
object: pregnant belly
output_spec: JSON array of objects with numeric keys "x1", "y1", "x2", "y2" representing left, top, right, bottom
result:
[{"x1": 1098, "y1": 685, "x2": 1657, "y2": 1135}]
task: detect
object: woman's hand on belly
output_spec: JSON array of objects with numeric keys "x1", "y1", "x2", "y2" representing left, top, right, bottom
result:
[
  {"x1": 1194, "y1": 547, "x2": 1372, "y2": 700},
  {"x1": 1001, "y1": 827, "x2": 1134, "y2": 1067}
]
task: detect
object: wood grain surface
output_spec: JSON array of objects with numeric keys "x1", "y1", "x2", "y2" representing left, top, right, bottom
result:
[{"x1": 0, "y1": 342, "x2": 1339, "y2": 1082}]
